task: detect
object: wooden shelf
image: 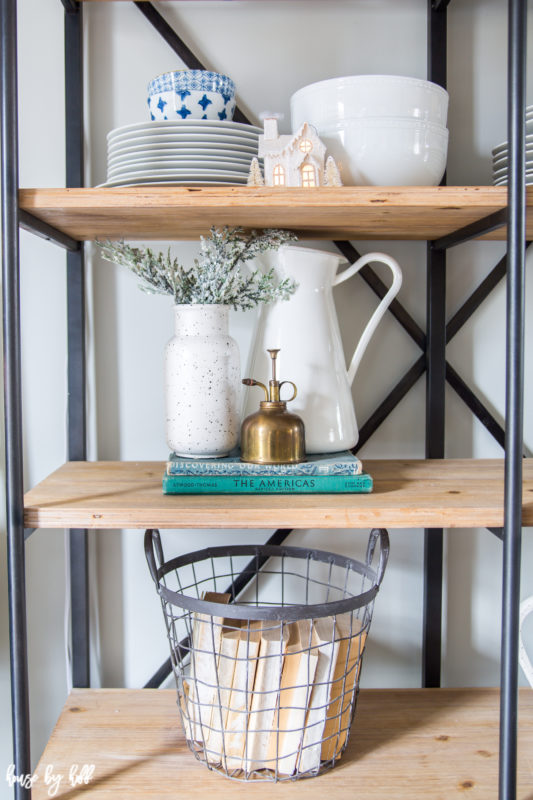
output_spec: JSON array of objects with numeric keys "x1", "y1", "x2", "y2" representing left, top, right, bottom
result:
[
  {"x1": 33, "y1": 688, "x2": 533, "y2": 799},
  {"x1": 19, "y1": 186, "x2": 533, "y2": 242},
  {"x1": 23, "y1": 458, "x2": 533, "y2": 530}
]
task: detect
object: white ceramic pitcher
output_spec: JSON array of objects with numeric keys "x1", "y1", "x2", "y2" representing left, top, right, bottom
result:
[{"x1": 243, "y1": 245, "x2": 402, "y2": 453}]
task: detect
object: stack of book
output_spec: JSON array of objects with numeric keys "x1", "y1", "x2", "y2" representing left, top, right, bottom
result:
[
  {"x1": 162, "y1": 450, "x2": 372, "y2": 494},
  {"x1": 182, "y1": 593, "x2": 367, "y2": 776}
]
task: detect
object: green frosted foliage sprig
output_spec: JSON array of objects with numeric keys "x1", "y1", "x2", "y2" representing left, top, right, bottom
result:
[{"x1": 95, "y1": 227, "x2": 298, "y2": 311}]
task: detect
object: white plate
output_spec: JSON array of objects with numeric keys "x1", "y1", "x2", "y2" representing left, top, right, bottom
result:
[
  {"x1": 107, "y1": 119, "x2": 262, "y2": 140},
  {"x1": 108, "y1": 162, "x2": 251, "y2": 178},
  {"x1": 493, "y1": 173, "x2": 533, "y2": 186},
  {"x1": 108, "y1": 127, "x2": 260, "y2": 148},
  {"x1": 108, "y1": 158, "x2": 252, "y2": 177},
  {"x1": 493, "y1": 155, "x2": 533, "y2": 168},
  {"x1": 108, "y1": 131, "x2": 258, "y2": 150},
  {"x1": 493, "y1": 170, "x2": 533, "y2": 179},
  {"x1": 493, "y1": 159, "x2": 533, "y2": 175},
  {"x1": 492, "y1": 156, "x2": 533, "y2": 172},
  {"x1": 493, "y1": 180, "x2": 533, "y2": 186},
  {"x1": 104, "y1": 168, "x2": 249, "y2": 182},
  {"x1": 108, "y1": 139, "x2": 259, "y2": 158},
  {"x1": 97, "y1": 178, "x2": 248, "y2": 188},
  {"x1": 107, "y1": 147, "x2": 255, "y2": 167},
  {"x1": 492, "y1": 132, "x2": 533, "y2": 156},
  {"x1": 493, "y1": 168, "x2": 533, "y2": 182},
  {"x1": 492, "y1": 171, "x2": 533, "y2": 183},
  {"x1": 107, "y1": 133, "x2": 259, "y2": 149},
  {"x1": 492, "y1": 147, "x2": 533, "y2": 163},
  {"x1": 107, "y1": 153, "x2": 252, "y2": 164},
  {"x1": 493, "y1": 157, "x2": 533, "y2": 171}
]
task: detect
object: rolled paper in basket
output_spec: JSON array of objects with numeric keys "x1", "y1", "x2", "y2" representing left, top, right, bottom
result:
[
  {"x1": 188, "y1": 592, "x2": 231, "y2": 745},
  {"x1": 244, "y1": 623, "x2": 290, "y2": 773},
  {"x1": 298, "y1": 617, "x2": 341, "y2": 773},
  {"x1": 222, "y1": 623, "x2": 262, "y2": 771},
  {"x1": 320, "y1": 614, "x2": 366, "y2": 763},
  {"x1": 205, "y1": 622, "x2": 242, "y2": 766},
  {"x1": 265, "y1": 620, "x2": 318, "y2": 775},
  {"x1": 180, "y1": 680, "x2": 194, "y2": 743}
]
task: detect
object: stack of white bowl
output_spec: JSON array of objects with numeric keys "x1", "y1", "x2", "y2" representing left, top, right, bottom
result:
[
  {"x1": 290, "y1": 75, "x2": 449, "y2": 186},
  {"x1": 492, "y1": 105, "x2": 533, "y2": 185}
]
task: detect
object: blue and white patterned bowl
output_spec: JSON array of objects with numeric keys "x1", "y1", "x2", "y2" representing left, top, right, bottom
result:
[{"x1": 147, "y1": 70, "x2": 236, "y2": 122}]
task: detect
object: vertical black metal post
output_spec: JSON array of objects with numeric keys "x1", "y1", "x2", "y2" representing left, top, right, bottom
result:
[
  {"x1": 1, "y1": 0, "x2": 32, "y2": 795},
  {"x1": 499, "y1": 0, "x2": 526, "y2": 797},
  {"x1": 423, "y1": 0, "x2": 447, "y2": 688},
  {"x1": 65, "y1": 3, "x2": 89, "y2": 688}
]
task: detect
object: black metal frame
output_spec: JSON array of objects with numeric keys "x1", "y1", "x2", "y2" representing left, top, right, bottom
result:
[
  {"x1": 1, "y1": 1, "x2": 31, "y2": 793},
  {"x1": 500, "y1": 1, "x2": 527, "y2": 796},
  {"x1": 1, "y1": 0, "x2": 527, "y2": 798},
  {"x1": 422, "y1": 0, "x2": 447, "y2": 689},
  {"x1": 65, "y1": 1, "x2": 90, "y2": 691}
]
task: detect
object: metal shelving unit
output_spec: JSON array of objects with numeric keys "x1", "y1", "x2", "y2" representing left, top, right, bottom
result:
[{"x1": 1, "y1": 1, "x2": 528, "y2": 798}]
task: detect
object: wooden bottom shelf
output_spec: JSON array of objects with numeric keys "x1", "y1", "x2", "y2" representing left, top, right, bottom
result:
[{"x1": 34, "y1": 688, "x2": 533, "y2": 798}]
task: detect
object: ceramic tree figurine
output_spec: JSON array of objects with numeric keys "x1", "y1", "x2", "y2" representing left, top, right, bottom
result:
[
  {"x1": 324, "y1": 155, "x2": 343, "y2": 187},
  {"x1": 250, "y1": 118, "x2": 342, "y2": 187},
  {"x1": 247, "y1": 157, "x2": 264, "y2": 186}
]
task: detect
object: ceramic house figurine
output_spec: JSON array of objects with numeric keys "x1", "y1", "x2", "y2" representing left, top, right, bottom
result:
[{"x1": 248, "y1": 118, "x2": 342, "y2": 187}]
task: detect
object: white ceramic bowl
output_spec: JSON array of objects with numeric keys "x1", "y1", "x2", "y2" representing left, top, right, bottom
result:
[
  {"x1": 316, "y1": 117, "x2": 448, "y2": 186},
  {"x1": 291, "y1": 74, "x2": 449, "y2": 131}
]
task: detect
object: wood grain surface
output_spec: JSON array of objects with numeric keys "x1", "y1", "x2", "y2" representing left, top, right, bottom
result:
[
  {"x1": 19, "y1": 186, "x2": 531, "y2": 242},
  {"x1": 31, "y1": 688, "x2": 533, "y2": 799},
  {"x1": 23, "y1": 458, "x2": 533, "y2": 530}
]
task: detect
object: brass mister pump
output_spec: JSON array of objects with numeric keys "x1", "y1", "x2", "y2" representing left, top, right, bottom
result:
[{"x1": 241, "y1": 349, "x2": 305, "y2": 464}]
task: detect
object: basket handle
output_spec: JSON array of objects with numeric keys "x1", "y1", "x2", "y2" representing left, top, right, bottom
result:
[
  {"x1": 366, "y1": 528, "x2": 390, "y2": 587},
  {"x1": 144, "y1": 529, "x2": 165, "y2": 584}
]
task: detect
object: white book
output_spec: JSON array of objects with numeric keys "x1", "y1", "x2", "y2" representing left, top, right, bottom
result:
[
  {"x1": 223, "y1": 625, "x2": 261, "y2": 771},
  {"x1": 320, "y1": 614, "x2": 366, "y2": 762},
  {"x1": 188, "y1": 592, "x2": 231, "y2": 744},
  {"x1": 266, "y1": 620, "x2": 318, "y2": 775},
  {"x1": 244, "y1": 622, "x2": 290, "y2": 772},
  {"x1": 180, "y1": 678, "x2": 195, "y2": 743},
  {"x1": 298, "y1": 617, "x2": 340, "y2": 773},
  {"x1": 205, "y1": 623, "x2": 241, "y2": 765}
]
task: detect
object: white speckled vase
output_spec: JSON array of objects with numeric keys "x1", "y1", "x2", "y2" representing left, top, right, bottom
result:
[{"x1": 165, "y1": 304, "x2": 241, "y2": 458}]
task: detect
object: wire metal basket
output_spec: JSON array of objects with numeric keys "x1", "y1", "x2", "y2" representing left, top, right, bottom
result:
[{"x1": 144, "y1": 529, "x2": 389, "y2": 781}]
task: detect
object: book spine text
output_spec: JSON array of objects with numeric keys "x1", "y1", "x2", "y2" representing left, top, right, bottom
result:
[{"x1": 162, "y1": 474, "x2": 373, "y2": 494}]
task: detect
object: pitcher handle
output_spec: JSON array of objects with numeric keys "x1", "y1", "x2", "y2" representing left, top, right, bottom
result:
[{"x1": 333, "y1": 252, "x2": 402, "y2": 386}]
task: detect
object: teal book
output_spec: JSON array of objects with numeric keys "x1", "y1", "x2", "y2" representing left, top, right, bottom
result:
[
  {"x1": 166, "y1": 449, "x2": 363, "y2": 477},
  {"x1": 162, "y1": 473, "x2": 373, "y2": 495}
]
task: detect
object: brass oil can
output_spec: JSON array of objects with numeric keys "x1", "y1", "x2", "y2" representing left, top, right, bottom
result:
[{"x1": 240, "y1": 349, "x2": 305, "y2": 464}]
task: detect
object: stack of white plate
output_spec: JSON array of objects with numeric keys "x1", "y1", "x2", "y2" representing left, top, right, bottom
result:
[
  {"x1": 492, "y1": 106, "x2": 533, "y2": 186},
  {"x1": 101, "y1": 119, "x2": 262, "y2": 187}
]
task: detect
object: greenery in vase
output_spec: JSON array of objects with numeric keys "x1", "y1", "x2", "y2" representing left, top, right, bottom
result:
[{"x1": 96, "y1": 227, "x2": 298, "y2": 310}]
